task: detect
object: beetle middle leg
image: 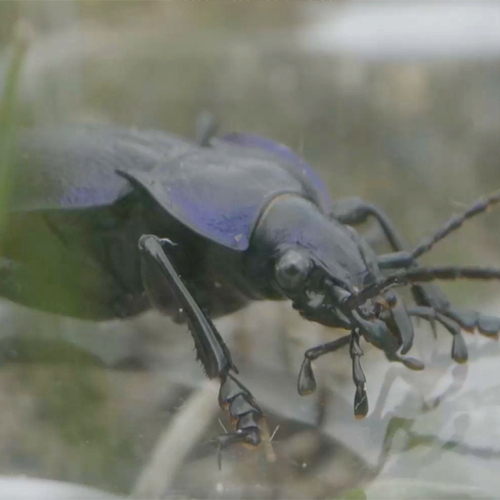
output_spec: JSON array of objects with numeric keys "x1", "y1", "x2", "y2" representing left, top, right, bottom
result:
[
  {"x1": 297, "y1": 333, "x2": 370, "y2": 418},
  {"x1": 138, "y1": 235, "x2": 265, "y2": 454},
  {"x1": 331, "y1": 197, "x2": 500, "y2": 361}
]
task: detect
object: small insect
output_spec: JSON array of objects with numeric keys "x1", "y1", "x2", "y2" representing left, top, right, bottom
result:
[{"x1": 3, "y1": 115, "x2": 500, "y2": 453}]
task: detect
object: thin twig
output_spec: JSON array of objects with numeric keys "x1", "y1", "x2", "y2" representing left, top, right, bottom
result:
[{"x1": 131, "y1": 379, "x2": 220, "y2": 499}]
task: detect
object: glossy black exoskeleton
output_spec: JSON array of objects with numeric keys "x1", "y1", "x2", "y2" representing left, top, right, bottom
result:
[{"x1": 2, "y1": 115, "x2": 500, "y2": 451}]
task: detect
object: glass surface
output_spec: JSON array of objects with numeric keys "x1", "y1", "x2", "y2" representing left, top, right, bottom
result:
[{"x1": 0, "y1": 2, "x2": 500, "y2": 498}]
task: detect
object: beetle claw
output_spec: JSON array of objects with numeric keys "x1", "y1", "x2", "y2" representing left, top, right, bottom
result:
[{"x1": 210, "y1": 429, "x2": 261, "y2": 470}]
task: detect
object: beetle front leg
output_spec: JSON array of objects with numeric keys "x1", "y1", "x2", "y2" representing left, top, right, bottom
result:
[
  {"x1": 350, "y1": 330, "x2": 369, "y2": 419},
  {"x1": 297, "y1": 334, "x2": 351, "y2": 396},
  {"x1": 331, "y1": 197, "x2": 500, "y2": 361},
  {"x1": 296, "y1": 332, "x2": 370, "y2": 418},
  {"x1": 138, "y1": 235, "x2": 265, "y2": 454}
]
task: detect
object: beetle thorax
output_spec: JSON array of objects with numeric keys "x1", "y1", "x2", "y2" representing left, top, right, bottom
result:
[{"x1": 253, "y1": 195, "x2": 375, "y2": 290}]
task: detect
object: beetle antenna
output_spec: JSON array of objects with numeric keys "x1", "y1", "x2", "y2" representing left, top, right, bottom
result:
[
  {"x1": 348, "y1": 265, "x2": 500, "y2": 307},
  {"x1": 410, "y1": 189, "x2": 500, "y2": 261}
]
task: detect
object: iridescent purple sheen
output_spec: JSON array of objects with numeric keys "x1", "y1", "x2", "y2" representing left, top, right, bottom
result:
[
  {"x1": 168, "y1": 188, "x2": 253, "y2": 249},
  {"x1": 221, "y1": 133, "x2": 332, "y2": 213}
]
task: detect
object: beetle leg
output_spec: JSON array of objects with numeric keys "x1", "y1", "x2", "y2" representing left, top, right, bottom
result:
[
  {"x1": 351, "y1": 310, "x2": 425, "y2": 371},
  {"x1": 350, "y1": 330, "x2": 369, "y2": 418},
  {"x1": 139, "y1": 235, "x2": 234, "y2": 377},
  {"x1": 330, "y1": 198, "x2": 446, "y2": 318},
  {"x1": 407, "y1": 305, "x2": 500, "y2": 362},
  {"x1": 138, "y1": 235, "x2": 265, "y2": 456},
  {"x1": 407, "y1": 306, "x2": 467, "y2": 362},
  {"x1": 213, "y1": 373, "x2": 264, "y2": 467},
  {"x1": 331, "y1": 197, "x2": 408, "y2": 251},
  {"x1": 331, "y1": 197, "x2": 500, "y2": 361},
  {"x1": 408, "y1": 282, "x2": 500, "y2": 362},
  {"x1": 297, "y1": 334, "x2": 351, "y2": 396},
  {"x1": 297, "y1": 332, "x2": 370, "y2": 418}
]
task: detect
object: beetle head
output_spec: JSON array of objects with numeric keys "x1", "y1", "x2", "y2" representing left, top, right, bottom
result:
[
  {"x1": 274, "y1": 245, "x2": 417, "y2": 363},
  {"x1": 260, "y1": 196, "x2": 416, "y2": 362}
]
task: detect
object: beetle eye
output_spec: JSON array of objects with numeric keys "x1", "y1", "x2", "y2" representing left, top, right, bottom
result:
[{"x1": 275, "y1": 250, "x2": 312, "y2": 290}]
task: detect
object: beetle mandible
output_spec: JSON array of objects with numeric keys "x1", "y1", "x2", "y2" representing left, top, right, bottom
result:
[{"x1": 2, "y1": 115, "x2": 500, "y2": 451}]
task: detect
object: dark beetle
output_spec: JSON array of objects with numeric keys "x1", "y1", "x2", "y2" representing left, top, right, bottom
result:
[{"x1": 3, "y1": 116, "x2": 500, "y2": 450}]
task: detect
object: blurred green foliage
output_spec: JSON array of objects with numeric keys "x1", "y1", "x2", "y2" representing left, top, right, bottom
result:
[{"x1": 0, "y1": 18, "x2": 29, "y2": 230}]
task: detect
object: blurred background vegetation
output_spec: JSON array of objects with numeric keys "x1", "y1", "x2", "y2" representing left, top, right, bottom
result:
[{"x1": 1, "y1": 2, "x2": 500, "y2": 499}]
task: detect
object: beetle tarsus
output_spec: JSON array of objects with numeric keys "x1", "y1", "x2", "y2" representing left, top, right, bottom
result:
[
  {"x1": 297, "y1": 332, "x2": 372, "y2": 419},
  {"x1": 297, "y1": 335, "x2": 351, "y2": 396},
  {"x1": 214, "y1": 373, "x2": 263, "y2": 467},
  {"x1": 350, "y1": 331, "x2": 369, "y2": 418},
  {"x1": 446, "y1": 308, "x2": 500, "y2": 338},
  {"x1": 212, "y1": 428, "x2": 261, "y2": 471},
  {"x1": 408, "y1": 303, "x2": 500, "y2": 362},
  {"x1": 297, "y1": 357, "x2": 316, "y2": 395}
]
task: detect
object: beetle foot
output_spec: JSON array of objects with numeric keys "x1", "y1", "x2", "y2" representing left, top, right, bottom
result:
[
  {"x1": 211, "y1": 429, "x2": 261, "y2": 470},
  {"x1": 438, "y1": 308, "x2": 500, "y2": 363},
  {"x1": 350, "y1": 332, "x2": 369, "y2": 418},
  {"x1": 445, "y1": 308, "x2": 500, "y2": 338},
  {"x1": 298, "y1": 357, "x2": 316, "y2": 395},
  {"x1": 214, "y1": 373, "x2": 263, "y2": 468},
  {"x1": 408, "y1": 304, "x2": 500, "y2": 363},
  {"x1": 297, "y1": 335, "x2": 351, "y2": 396}
]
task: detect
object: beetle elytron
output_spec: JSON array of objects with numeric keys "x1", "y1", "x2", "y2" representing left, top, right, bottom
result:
[{"x1": 2, "y1": 116, "x2": 500, "y2": 451}]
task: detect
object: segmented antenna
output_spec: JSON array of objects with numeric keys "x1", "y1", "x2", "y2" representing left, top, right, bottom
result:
[
  {"x1": 345, "y1": 189, "x2": 500, "y2": 307},
  {"x1": 410, "y1": 190, "x2": 500, "y2": 261},
  {"x1": 350, "y1": 265, "x2": 500, "y2": 307}
]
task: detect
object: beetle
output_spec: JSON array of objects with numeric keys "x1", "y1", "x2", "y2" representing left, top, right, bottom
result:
[{"x1": 2, "y1": 115, "x2": 500, "y2": 452}]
